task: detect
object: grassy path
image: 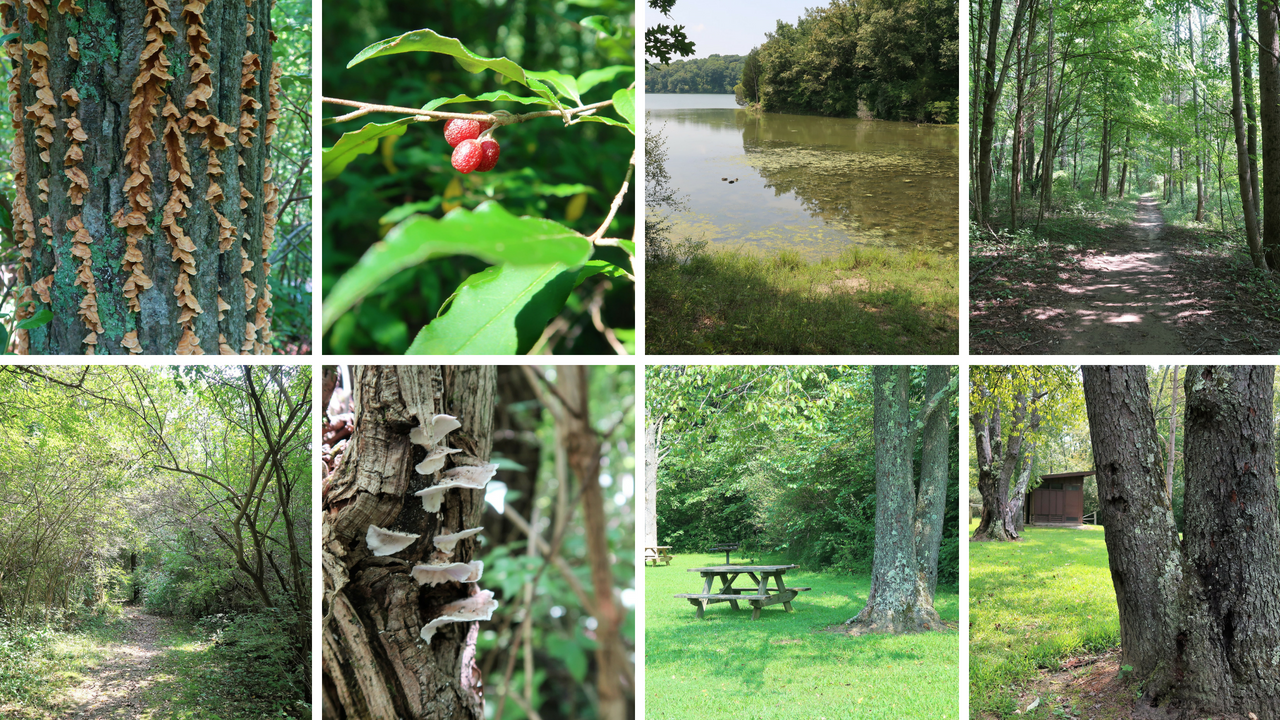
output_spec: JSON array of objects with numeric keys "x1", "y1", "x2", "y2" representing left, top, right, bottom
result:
[
  {"x1": 645, "y1": 553, "x2": 959, "y2": 719},
  {"x1": 60, "y1": 607, "x2": 169, "y2": 718}
]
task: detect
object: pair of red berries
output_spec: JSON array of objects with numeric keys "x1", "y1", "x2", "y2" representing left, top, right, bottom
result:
[{"x1": 445, "y1": 116, "x2": 500, "y2": 174}]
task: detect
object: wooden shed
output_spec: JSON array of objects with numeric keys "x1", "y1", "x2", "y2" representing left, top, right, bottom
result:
[{"x1": 1025, "y1": 471, "x2": 1091, "y2": 525}]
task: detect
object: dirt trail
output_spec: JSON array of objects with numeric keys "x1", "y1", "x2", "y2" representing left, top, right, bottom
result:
[
  {"x1": 1026, "y1": 196, "x2": 1191, "y2": 354},
  {"x1": 63, "y1": 607, "x2": 165, "y2": 719}
]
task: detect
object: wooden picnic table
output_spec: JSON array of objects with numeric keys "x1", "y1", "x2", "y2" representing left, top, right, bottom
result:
[
  {"x1": 673, "y1": 564, "x2": 810, "y2": 620},
  {"x1": 644, "y1": 546, "x2": 673, "y2": 566}
]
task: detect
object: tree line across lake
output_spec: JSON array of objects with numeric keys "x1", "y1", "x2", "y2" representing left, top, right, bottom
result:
[{"x1": 646, "y1": 0, "x2": 958, "y2": 122}]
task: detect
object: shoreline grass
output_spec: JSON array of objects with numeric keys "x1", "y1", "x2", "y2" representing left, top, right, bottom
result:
[
  {"x1": 969, "y1": 524, "x2": 1120, "y2": 718},
  {"x1": 646, "y1": 244, "x2": 958, "y2": 354},
  {"x1": 646, "y1": 553, "x2": 959, "y2": 719}
]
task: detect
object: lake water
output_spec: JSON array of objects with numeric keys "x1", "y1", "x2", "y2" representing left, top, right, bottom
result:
[{"x1": 647, "y1": 93, "x2": 959, "y2": 258}]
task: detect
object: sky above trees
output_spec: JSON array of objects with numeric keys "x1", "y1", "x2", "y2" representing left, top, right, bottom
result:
[{"x1": 646, "y1": 0, "x2": 826, "y2": 56}]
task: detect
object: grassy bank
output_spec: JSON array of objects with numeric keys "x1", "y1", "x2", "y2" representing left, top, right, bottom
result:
[
  {"x1": 646, "y1": 553, "x2": 959, "y2": 719},
  {"x1": 647, "y1": 245, "x2": 958, "y2": 354},
  {"x1": 969, "y1": 525, "x2": 1120, "y2": 718},
  {"x1": 0, "y1": 611, "x2": 126, "y2": 713}
]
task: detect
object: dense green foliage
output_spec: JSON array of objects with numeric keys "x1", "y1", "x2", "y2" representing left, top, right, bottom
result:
[
  {"x1": 969, "y1": 525, "x2": 1120, "y2": 718},
  {"x1": 746, "y1": 0, "x2": 958, "y2": 120},
  {"x1": 321, "y1": 0, "x2": 635, "y2": 355},
  {"x1": 645, "y1": 55, "x2": 747, "y2": 94},
  {"x1": 0, "y1": 366, "x2": 310, "y2": 716},
  {"x1": 649, "y1": 366, "x2": 959, "y2": 584},
  {"x1": 646, "y1": 553, "x2": 959, "y2": 719}
]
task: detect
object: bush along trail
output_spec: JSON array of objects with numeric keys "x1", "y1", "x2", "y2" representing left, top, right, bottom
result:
[{"x1": 970, "y1": 195, "x2": 1280, "y2": 355}]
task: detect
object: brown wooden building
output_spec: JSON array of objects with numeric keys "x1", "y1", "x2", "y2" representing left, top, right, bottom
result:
[{"x1": 1025, "y1": 471, "x2": 1092, "y2": 525}]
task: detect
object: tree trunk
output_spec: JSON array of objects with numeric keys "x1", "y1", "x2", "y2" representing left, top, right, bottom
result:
[
  {"x1": 846, "y1": 366, "x2": 952, "y2": 633},
  {"x1": 977, "y1": 0, "x2": 1030, "y2": 223},
  {"x1": 556, "y1": 366, "x2": 627, "y2": 720},
  {"x1": 1230, "y1": 0, "x2": 1266, "y2": 267},
  {"x1": 4, "y1": 0, "x2": 282, "y2": 354},
  {"x1": 1258, "y1": 0, "x2": 1280, "y2": 268},
  {"x1": 322, "y1": 365, "x2": 496, "y2": 720},
  {"x1": 1005, "y1": 442, "x2": 1035, "y2": 533},
  {"x1": 1165, "y1": 365, "x2": 1178, "y2": 499},
  {"x1": 915, "y1": 365, "x2": 950, "y2": 598},
  {"x1": 972, "y1": 388, "x2": 1040, "y2": 541},
  {"x1": 1117, "y1": 129, "x2": 1130, "y2": 198},
  {"x1": 1243, "y1": 8, "x2": 1261, "y2": 222},
  {"x1": 644, "y1": 418, "x2": 662, "y2": 548},
  {"x1": 1100, "y1": 114, "x2": 1111, "y2": 199},
  {"x1": 1082, "y1": 365, "x2": 1280, "y2": 717}
]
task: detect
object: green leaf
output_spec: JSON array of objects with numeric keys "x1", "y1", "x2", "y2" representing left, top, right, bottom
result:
[
  {"x1": 421, "y1": 90, "x2": 554, "y2": 112},
  {"x1": 379, "y1": 199, "x2": 442, "y2": 225},
  {"x1": 574, "y1": 259, "x2": 630, "y2": 287},
  {"x1": 323, "y1": 202, "x2": 591, "y2": 332},
  {"x1": 0, "y1": 321, "x2": 8, "y2": 354},
  {"x1": 348, "y1": 29, "x2": 546, "y2": 93},
  {"x1": 579, "y1": 16, "x2": 619, "y2": 38},
  {"x1": 0, "y1": 33, "x2": 18, "y2": 45},
  {"x1": 535, "y1": 183, "x2": 596, "y2": 198},
  {"x1": 16, "y1": 309, "x2": 52, "y2": 330},
  {"x1": 546, "y1": 634, "x2": 588, "y2": 683},
  {"x1": 406, "y1": 263, "x2": 577, "y2": 354},
  {"x1": 525, "y1": 70, "x2": 581, "y2": 105},
  {"x1": 573, "y1": 115, "x2": 634, "y2": 133},
  {"x1": 618, "y1": 239, "x2": 636, "y2": 257},
  {"x1": 576, "y1": 65, "x2": 633, "y2": 96},
  {"x1": 611, "y1": 88, "x2": 635, "y2": 127},
  {"x1": 322, "y1": 118, "x2": 413, "y2": 182}
]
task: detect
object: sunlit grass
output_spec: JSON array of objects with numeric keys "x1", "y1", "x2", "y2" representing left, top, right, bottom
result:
[
  {"x1": 968, "y1": 524, "x2": 1120, "y2": 718},
  {"x1": 646, "y1": 553, "x2": 959, "y2": 719},
  {"x1": 647, "y1": 245, "x2": 958, "y2": 354}
]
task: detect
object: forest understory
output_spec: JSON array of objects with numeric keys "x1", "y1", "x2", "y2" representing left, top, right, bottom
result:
[{"x1": 970, "y1": 196, "x2": 1280, "y2": 355}]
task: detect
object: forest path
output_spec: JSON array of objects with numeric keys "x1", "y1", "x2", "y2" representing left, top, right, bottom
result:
[
  {"x1": 61, "y1": 607, "x2": 167, "y2": 719},
  {"x1": 1025, "y1": 195, "x2": 1191, "y2": 354}
]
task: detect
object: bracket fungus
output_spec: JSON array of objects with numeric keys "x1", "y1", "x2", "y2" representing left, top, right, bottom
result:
[
  {"x1": 410, "y1": 560, "x2": 483, "y2": 586},
  {"x1": 415, "y1": 463, "x2": 499, "y2": 513},
  {"x1": 415, "y1": 446, "x2": 461, "y2": 476},
  {"x1": 365, "y1": 525, "x2": 420, "y2": 557},
  {"x1": 432, "y1": 527, "x2": 483, "y2": 556},
  {"x1": 409, "y1": 414, "x2": 462, "y2": 448},
  {"x1": 419, "y1": 590, "x2": 498, "y2": 645}
]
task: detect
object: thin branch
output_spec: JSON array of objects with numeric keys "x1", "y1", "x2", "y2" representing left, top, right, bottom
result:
[
  {"x1": 588, "y1": 148, "x2": 636, "y2": 244},
  {"x1": 322, "y1": 96, "x2": 615, "y2": 126}
]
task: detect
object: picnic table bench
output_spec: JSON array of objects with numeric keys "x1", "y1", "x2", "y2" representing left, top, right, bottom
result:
[
  {"x1": 674, "y1": 564, "x2": 810, "y2": 620},
  {"x1": 644, "y1": 546, "x2": 673, "y2": 566}
]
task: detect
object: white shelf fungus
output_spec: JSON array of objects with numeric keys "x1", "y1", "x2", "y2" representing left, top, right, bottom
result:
[
  {"x1": 419, "y1": 590, "x2": 498, "y2": 644},
  {"x1": 409, "y1": 414, "x2": 462, "y2": 448},
  {"x1": 415, "y1": 463, "x2": 499, "y2": 512},
  {"x1": 433, "y1": 527, "x2": 483, "y2": 555},
  {"x1": 365, "y1": 525, "x2": 419, "y2": 556},
  {"x1": 415, "y1": 447, "x2": 461, "y2": 476},
  {"x1": 411, "y1": 560, "x2": 484, "y2": 586}
]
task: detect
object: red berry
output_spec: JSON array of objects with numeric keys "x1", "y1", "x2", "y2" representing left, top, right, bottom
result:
[
  {"x1": 451, "y1": 139, "x2": 483, "y2": 173},
  {"x1": 443, "y1": 113, "x2": 494, "y2": 147},
  {"x1": 444, "y1": 118, "x2": 481, "y2": 148},
  {"x1": 475, "y1": 138, "x2": 500, "y2": 172}
]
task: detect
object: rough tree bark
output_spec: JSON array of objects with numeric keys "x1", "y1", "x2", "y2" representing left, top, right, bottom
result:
[
  {"x1": 1081, "y1": 365, "x2": 1280, "y2": 718},
  {"x1": 846, "y1": 365, "x2": 954, "y2": 633},
  {"x1": 4, "y1": 0, "x2": 281, "y2": 354},
  {"x1": 322, "y1": 365, "x2": 496, "y2": 720},
  {"x1": 1230, "y1": 1, "x2": 1265, "y2": 268}
]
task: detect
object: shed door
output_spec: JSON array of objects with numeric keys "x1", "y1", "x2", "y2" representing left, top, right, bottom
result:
[{"x1": 1064, "y1": 484, "x2": 1083, "y2": 522}]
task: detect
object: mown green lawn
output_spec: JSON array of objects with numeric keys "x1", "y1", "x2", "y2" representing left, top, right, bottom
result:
[
  {"x1": 645, "y1": 553, "x2": 959, "y2": 719},
  {"x1": 969, "y1": 524, "x2": 1120, "y2": 718}
]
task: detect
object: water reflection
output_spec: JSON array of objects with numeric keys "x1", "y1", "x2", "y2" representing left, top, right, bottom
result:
[{"x1": 650, "y1": 95, "x2": 958, "y2": 258}]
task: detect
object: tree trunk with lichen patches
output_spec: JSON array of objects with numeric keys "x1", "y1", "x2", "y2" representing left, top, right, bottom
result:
[
  {"x1": 846, "y1": 365, "x2": 951, "y2": 634},
  {"x1": 1082, "y1": 365, "x2": 1280, "y2": 718},
  {"x1": 3, "y1": 0, "x2": 281, "y2": 354},
  {"x1": 322, "y1": 365, "x2": 496, "y2": 720}
]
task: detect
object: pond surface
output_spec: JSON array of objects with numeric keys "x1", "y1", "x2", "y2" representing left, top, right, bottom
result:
[{"x1": 647, "y1": 94, "x2": 959, "y2": 258}]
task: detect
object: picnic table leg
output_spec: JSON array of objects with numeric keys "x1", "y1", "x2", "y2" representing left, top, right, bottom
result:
[
  {"x1": 722, "y1": 573, "x2": 740, "y2": 611},
  {"x1": 751, "y1": 601, "x2": 761, "y2": 621},
  {"x1": 774, "y1": 573, "x2": 793, "y2": 612},
  {"x1": 696, "y1": 599, "x2": 706, "y2": 619}
]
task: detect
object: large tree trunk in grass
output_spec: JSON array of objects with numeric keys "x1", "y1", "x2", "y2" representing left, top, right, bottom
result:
[
  {"x1": 972, "y1": 388, "x2": 1041, "y2": 541},
  {"x1": 322, "y1": 365, "x2": 496, "y2": 720},
  {"x1": 846, "y1": 365, "x2": 952, "y2": 633},
  {"x1": 915, "y1": 365, "x2": 949, "y2": 598},
  {"x1": 4, "y1": 0, "x2": 281, "y2": 354},
  {"x1": 1081, "y1": 365, "x2": 1280, "y2": 717},
  {"x1": 644, "y1": 417, "x2": 661, "y2": 548}
]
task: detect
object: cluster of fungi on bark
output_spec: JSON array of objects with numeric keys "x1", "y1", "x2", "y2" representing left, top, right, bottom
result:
[{"x1": 2, "y1": 0, "x2": 281, "y2": 354}]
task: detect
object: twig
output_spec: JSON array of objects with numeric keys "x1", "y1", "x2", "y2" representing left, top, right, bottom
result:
[
  {"x1": 588, "y1": 149, "x2": 636, "y2": 244},
  {"x1": 323, "y1": 96, "x2": 616, "y2": 126},
  {"x1": 586, "y1": 282, "x2": 628, "y2": 355}
]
